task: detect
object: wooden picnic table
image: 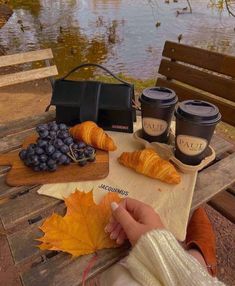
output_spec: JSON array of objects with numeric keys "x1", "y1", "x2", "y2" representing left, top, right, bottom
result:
[{"x1": 0, "y1": 111, "x2": 235, "y2": 286}]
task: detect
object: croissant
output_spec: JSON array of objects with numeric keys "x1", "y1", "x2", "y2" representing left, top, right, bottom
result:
[
  {"x1": 70, "y1": 121, "x2": 117, "y2": 151},
  {"x1": 118, "y1": 148, "x2": 181, "y2": 184}
]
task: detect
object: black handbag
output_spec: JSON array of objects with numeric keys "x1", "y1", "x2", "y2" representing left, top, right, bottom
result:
[{"x1": 46, "y1": 63, "x2": 136, "y2": 133}]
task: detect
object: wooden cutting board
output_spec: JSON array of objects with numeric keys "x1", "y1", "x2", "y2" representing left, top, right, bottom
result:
[{"x1": 0, "y1": 134, "x2": 109, "y2": 186}]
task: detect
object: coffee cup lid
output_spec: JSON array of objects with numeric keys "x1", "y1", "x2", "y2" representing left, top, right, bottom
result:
[
  {"x1": 140, "y1": 87, "x2": 177, "y2": 106},
  {"x1": 175, "y1": 100, "x2": 221, "y2": 124}
]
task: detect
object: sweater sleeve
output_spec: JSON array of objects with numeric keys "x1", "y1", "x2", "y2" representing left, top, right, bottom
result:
[{"x1": 126, "y1": 229, "x2": 225, "y2": 286}]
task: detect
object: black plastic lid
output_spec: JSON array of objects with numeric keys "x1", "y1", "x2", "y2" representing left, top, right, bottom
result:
[
  {"x1": 175, "y1": 100, "x2": 221, "y2": 124},
  {"x1": 140, "y1": 87, "x2": 178, "y2": 106}
]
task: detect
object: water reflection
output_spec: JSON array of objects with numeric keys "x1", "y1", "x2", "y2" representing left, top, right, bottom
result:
[
  {"x1": 0, "y1": 0, "x2": 234, "y2": 79},
  {"x1": 91, "y1": 0, "x2": 121, "y2": 10},
  {"x1": 10, "y1": 0, "x2": 41, "y2": 17}
]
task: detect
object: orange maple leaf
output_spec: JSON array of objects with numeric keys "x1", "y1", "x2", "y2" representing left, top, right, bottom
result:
[{"x1": 38, "y1": 190, "x2": 122, "y2": 257}]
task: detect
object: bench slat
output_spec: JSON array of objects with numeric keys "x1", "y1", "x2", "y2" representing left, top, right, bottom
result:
[
  {"x1": 208, "y1": 190, "x2": 235, "y2": 223},
  {"x1": 191, "y1": 152, "x2": 235, "y2": 211},
  {"x1": 0, "y1": 49, "x2": 54, "y2": 68},
  {"x1": 162, "y1": 41, "x2": 235, "y2": 78},
  {"x1": 156, "y1": 78, "x2": 235, "y2": 126},
  {"x1": 159, "y1": 59, "x2": 235, "y2": 103},
  {"x1": 0, "y1": 66, "x2": 58, "y2": 88}
]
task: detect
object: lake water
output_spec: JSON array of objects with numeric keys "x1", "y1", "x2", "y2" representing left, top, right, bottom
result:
[{"x1": 0, "y1": 0, "x2": 235, "y2": 79}]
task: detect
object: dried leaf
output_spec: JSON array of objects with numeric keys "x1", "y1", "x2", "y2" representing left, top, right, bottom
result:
[{"x1": 38, "y1": 190, "x2": 121, "y2": 256}]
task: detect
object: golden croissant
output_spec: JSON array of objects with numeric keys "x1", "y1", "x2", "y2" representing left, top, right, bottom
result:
[
  {"x1": 70, "y1": 121, "x2": 117, "y2": 151},
  {"x1": 118, "y1": 148, "x2": 181, "y2": 184}
]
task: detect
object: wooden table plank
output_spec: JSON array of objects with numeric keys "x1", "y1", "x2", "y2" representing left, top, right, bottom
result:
[
  {"x1": 8, "y1": 204, "x2": 66, "y2": 265},
  {"x1": 210, "y1": 133, "x2": 234, "y2": 156},
  {"x1": 0, "y1": 166, "x2": 11, "y2": 175},
  {"x1": 0, "y1": 174, "x2": 14, "y2": 197},
  {"x1": 0, "y1": 221, "x2": 22, "y2": 286},
  {"x1": 0, "y1": 188, "x2": 60, "y2": 231},
  {"x1": 227, "y1": 182, "x2": 235, "y2": 195},
  {"x1": 0, "y1": 111, "x2": 55, "y2": 138},
  {"x1": 8, "y1": 222, "x2": 43, "y2": 265},
  {"x1": 0, "y1": 149, "x2": 21, "y2": 176},
  {"x1": 0, "y1": 174, "x2": 37, "y2": 199},
  {"x1": 191, "y1": 152, "x2": 235, "y2": 211},
  {"x1": 21, "y1": 245, "x2": 129, "y2": 286},
  {"x1": 0, "y1": 128, "x2": 35, "y2": 153}
]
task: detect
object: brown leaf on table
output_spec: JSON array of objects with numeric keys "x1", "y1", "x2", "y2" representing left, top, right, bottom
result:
[{"x1": 38, "y1": 190, "x2": 122, "y2": 256}]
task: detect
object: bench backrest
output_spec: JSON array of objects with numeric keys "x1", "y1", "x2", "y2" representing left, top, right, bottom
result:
[
  {"x1": 0, "y1": 49, "x2": 58, "y2": 88},
  {"x1": 156, "y1": 41, "x2": 235, "y2": 126}
]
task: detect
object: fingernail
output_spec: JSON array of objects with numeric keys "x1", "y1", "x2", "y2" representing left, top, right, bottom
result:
[
  {"x1": 104, "y1": 225, "x2": 110, "y2": 233},
  {"x1": 110, "y1": 233, "x2": 115, "y2": 239},
  {"x1": 111, "y1": 202, "x2": 119, "y2": 211},
  {"x1": 116, "y1": 238, "x2": 122, "y2": 245}
]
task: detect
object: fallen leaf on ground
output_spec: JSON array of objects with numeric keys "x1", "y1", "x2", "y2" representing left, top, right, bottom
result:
[{"x1": 38, "y1": 190, "x2": 122, "y2": 256}]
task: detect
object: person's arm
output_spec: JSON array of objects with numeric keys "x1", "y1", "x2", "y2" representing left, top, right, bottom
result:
[
  {"x1": 105, "y1": 199, "x2": 224, "y2": 286},
  {"x1": 126, "y1": 229, "x2": 224, "y2": 286}
]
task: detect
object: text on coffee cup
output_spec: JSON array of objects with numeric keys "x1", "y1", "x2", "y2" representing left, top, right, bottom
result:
[
  {"x1": 177, "y1": 135, "x2": 208, "y2": 156},
  {"x1": 143, "y1": 117, "x2": 168, "y2": 136}
]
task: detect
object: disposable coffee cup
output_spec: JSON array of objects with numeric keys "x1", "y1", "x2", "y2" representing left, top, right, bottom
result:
[
  {"x1": 175, "y1": 100, "x2": 221, "y2": 165},
  {"x1": 139, "y1": 87, "x2": 178, "y2": 143}
]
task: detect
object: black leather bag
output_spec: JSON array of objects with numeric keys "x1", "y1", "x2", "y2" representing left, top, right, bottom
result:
[{"x1": 46, "y1": 63, "x2": 136, "y2": 133}]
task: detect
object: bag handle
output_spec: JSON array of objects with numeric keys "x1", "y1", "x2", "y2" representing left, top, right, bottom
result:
[{"x1": 62, "y1": 63, "x2": 133, "y2": 86}]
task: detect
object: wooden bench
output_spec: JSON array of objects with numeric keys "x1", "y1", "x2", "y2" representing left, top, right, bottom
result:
[
  {"x1": 0, "y1": 48, "x2": 58, "y2": 88},
  {"x1": 156, "y1": 41, "x2": 235, "y2": 223}
]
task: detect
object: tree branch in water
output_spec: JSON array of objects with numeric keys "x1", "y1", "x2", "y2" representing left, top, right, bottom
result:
[{"x1": 224, "y1": 0, "x2": 235, "y2": 17}]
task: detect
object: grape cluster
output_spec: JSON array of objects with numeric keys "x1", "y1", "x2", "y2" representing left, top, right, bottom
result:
[{"x1": 19, "y1": 122, "x2": 96, "y2": 172}]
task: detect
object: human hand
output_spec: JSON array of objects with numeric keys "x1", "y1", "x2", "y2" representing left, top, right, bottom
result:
[{"x1": 105, "y1": 198, "x2": 164, "y2": 246}]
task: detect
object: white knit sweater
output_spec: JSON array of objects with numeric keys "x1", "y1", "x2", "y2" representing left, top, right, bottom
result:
[{"x1": 100, "y1": 229, "x2": 225, "y2": 286}]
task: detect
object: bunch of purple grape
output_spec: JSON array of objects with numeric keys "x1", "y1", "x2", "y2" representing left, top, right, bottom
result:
[{"x1": 19, "y1": 121, "x2": 96, "y2": 172}]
